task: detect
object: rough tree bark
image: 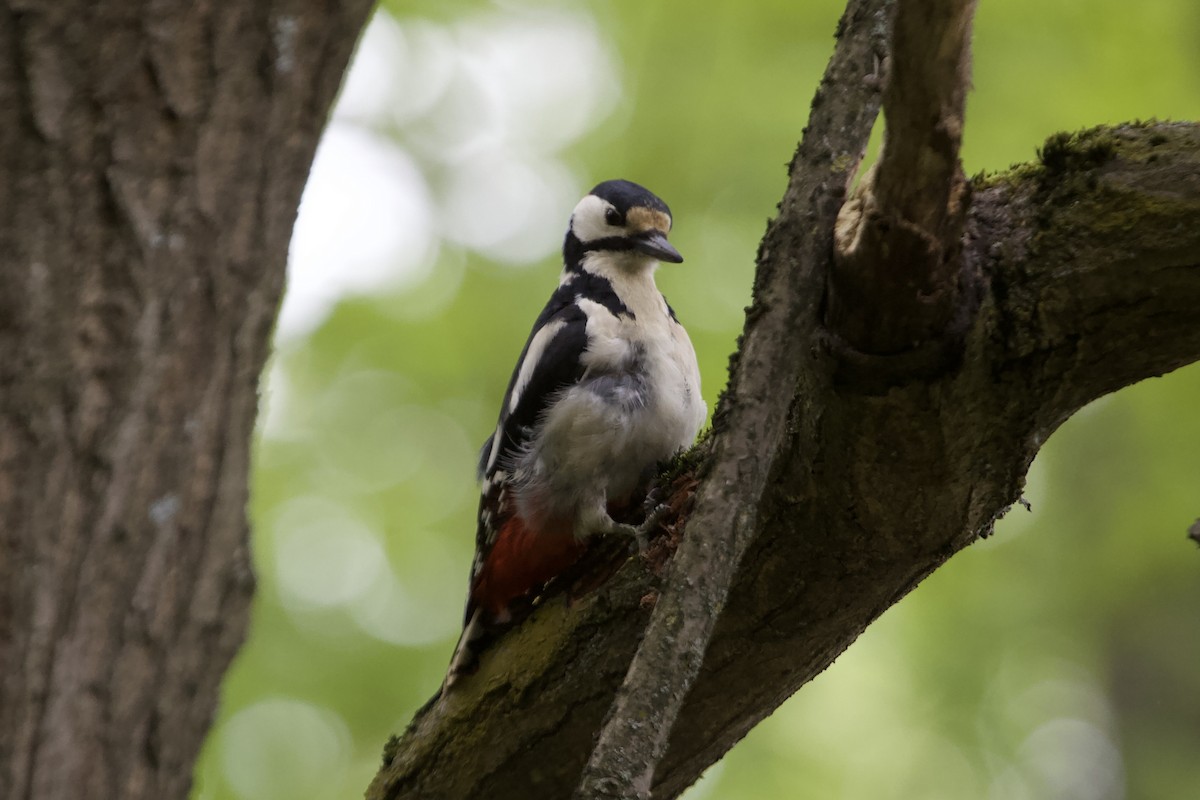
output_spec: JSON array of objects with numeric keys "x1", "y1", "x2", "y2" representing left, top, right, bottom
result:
[
  {"x1": 370, "y1": 0, "x2": 1200, "y2": 798},
  {"x1": 0, "y1": 2, "x2": 372, "y2": 799},
  {"x1": 1, "y1": 2, "x2": 1196, "y2": 800}
]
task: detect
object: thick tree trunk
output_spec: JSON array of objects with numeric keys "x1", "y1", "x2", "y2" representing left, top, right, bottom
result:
[{"x1": 0, "y1": 2, "x2": 371, "y2": 798}]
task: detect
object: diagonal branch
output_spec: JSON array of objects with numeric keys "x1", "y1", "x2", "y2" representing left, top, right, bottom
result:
[
  {"x1": 829, "y1": 0, "x2": 978, "y2": 355},
  {"x1": 653, "y1": 122, "x2": 1200, "y2": 796},
  {"x1": 572, "y1": 1, "x2": 894, "y2": 796}
]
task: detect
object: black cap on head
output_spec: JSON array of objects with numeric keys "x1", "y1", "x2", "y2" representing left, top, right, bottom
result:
[{"x1": 589, "y1": 179, "x2": 673, "y2": 218}]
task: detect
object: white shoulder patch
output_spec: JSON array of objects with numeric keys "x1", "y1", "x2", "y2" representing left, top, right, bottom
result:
[
  {"x1": 484, "y1": 424, "x2": 505, "y2": 474},
  {"x1": 508, "y1": 318, "x2": 566, "y2": 415}
]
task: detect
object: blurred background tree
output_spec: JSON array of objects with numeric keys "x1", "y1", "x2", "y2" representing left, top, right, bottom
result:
[{"x1": 192, "y1": 1, "x2": 1200, "y2": 798}]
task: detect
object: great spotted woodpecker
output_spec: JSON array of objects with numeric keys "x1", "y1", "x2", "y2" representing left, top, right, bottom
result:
[{"x1": 445, "y1": 180, "x2": 706, "y2": 685}]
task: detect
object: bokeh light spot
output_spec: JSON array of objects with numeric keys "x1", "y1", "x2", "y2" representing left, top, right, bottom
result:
[
  {"x1": 273, "y1": 496, "x2": 384, "y2": 610},
  {"x1": 218, "y1": 698, "x2": 351, "y2": 800}
]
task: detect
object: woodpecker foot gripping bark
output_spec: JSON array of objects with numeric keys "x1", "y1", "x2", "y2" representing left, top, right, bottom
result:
[
  {"x1": 607, "y1": 501, "x2": 673, "y2": 552},
  {"x1": 637, "y1": 502, "x2": 673, "y2": 549}
]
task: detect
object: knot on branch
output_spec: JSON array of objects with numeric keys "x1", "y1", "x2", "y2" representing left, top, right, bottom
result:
[
  {"x1": 824, "y1": 0, "x2": 979, "y2": 377},
  {"x1": 827, "y1": 174, "x2": 973, "y2": 381}
]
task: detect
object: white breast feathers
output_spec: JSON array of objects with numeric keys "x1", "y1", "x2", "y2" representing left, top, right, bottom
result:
[{"x1": 511, "y1": 255, "x2": 705, "y2": 537}]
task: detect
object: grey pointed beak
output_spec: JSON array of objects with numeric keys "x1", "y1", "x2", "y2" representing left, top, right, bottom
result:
[{"x1": 635, "y1": 230, "x2": 683, "y2": 263}]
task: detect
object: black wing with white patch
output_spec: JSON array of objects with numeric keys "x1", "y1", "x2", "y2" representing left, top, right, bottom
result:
[
  {"x1": 477, "y1": 271, "x2": 632, "y2": 487},
  {"x1": 471, "y1": 273, "x2": 632, "y2": 566},
  {"x1": 452, "y1": 291, "x2": 594, "y2": 667},
  {"x1": 482, "y1": 303, "x2": 587, "y2": 480}
]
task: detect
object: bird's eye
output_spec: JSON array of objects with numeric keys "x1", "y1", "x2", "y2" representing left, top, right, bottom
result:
[{"x1": 605, "y1": 208, "x2": 623, "y2": 226}]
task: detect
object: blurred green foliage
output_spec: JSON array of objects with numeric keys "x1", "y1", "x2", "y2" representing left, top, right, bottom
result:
[{"x1": 192, "y1": 1, "x2": 1200, "y2": 798}]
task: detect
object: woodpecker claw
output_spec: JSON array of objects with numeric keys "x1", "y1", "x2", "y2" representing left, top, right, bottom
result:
[
  {"x1": 632, "y1": 527, "x2": 651, "y2": 553},
  {"x1": 640, "y1": 502, "x2": 671, "y2": 535},
  {"x1": 642, "y1": 485, "x2": 665, "y2": 513},
  {"x1": 622, "y1": 502, "x2": 671, "y2": 552},
  {"x1": 602, "y1": 521, "x2": 649, "y2": 552}
]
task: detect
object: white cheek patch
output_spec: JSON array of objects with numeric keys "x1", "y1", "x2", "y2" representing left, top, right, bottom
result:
[
  {"x1": 509, "y1": 319, "x2": 566, "y2": 415},
  {"x1": 570, "y1": 194, "x2": 620, "y2": 242}
]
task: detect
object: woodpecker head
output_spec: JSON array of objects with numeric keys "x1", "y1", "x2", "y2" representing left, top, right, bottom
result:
[{"x1": 564, "y1": 179, "x2": 682, "y2": 268}]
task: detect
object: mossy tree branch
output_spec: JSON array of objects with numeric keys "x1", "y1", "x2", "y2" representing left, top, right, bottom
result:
[{"x1": 370, "y1": 121, "x2": 1200, "y2": 800}]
